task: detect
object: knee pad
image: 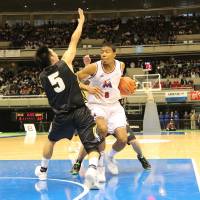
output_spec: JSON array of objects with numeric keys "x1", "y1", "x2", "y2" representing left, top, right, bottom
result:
[
  {"x1": 84, "y1": 134, "x2": 105, "y2": 153},
  {"x1": 127, "y1": 134, "x2": 136, "y2": 145}
]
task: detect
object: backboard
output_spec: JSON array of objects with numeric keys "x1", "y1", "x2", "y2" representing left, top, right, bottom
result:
[{"x1": 133, "y1": 74, "x2": 161, "y2": 92}]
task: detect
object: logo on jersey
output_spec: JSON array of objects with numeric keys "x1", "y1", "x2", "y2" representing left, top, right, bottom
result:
[{"x1": 102, "y1": 79, "x2": 112, "y2": 88}]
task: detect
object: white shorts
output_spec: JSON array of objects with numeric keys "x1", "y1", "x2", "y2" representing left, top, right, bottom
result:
[{"x1": 86, "y1": 102, "x2": 127, "y2": 134}]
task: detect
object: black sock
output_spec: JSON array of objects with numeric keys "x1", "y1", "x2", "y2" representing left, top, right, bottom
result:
[
  {"x1": 40, "y1": 167, "x2": 47, "y2": 172},
  {"x1": 89, "y1": 164, "x2": 97, "y2": 170},
  {"x1": 76, "y1": 159, "x2": 82, "y2": 164}
]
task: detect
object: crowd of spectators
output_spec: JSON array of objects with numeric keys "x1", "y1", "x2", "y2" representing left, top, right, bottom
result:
[
  {"x1": 1, "y1": 55, "x2": 200, "y2": 95},
  {"x1": 1, "y1": 14, "x2": 200, "y2": 48},
  {"x1": 1, "y1": 13, "x2": 200, "y2": 95},
  {"x1": 124, "y1": 56, "x2": 200, "y2": 89},
  {"x1": 0, "y1": 65, "x2": 43, "y2": 95},
  {"x1": 159, "y1": 109, "x2": 200, "y2": 130}
]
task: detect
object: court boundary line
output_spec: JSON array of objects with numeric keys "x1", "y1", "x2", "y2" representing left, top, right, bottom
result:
[
  {"x1": 192, "y1": 159, "x2": 200, "y2": 192},
  {"x1": 0, "y1": 176, "x2": 89, "y2": 200}
]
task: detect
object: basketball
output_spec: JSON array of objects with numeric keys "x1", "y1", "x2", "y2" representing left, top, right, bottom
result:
[{"x1": 118, "y1": 77, "x2": 136, "y2": 95}]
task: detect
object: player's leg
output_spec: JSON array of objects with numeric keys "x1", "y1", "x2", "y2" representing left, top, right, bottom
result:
[
  {"x1": 71, "y1": 105, "x2": 107, "y2": 182},
  {"x1": 106, "y1": 102, "x2": 127, "y2": 175},
  {"x1": 35, "y1": 113, "x2": 75, "y2": 181},
  {"x1": 35, "y1": 120, "x2": 61, "y2": 181},
  {"x1": 35, "y1": 138, "x2": 56, "y2": 180},
  {"x1": 74, "y1": 106, "x2": 104, "y2": 189},
  {"x1": 87, "y1": 104, "x2": 108, "y2": 175},
  {"x1": 71, "y1": 136, "x2": 106, "y2": 181},
  {"x1": 70, "y1": 145, "x2": 87, "y2": 175},
  {"x1": 127, "y1": 125, "x2": 151, "y2": 169},
  {"x1": 71, "y1": 118, "x2": 107, "y2": 182},
  {"x1": 107, "y1": 127, "x2": 127, "y2": 175}
]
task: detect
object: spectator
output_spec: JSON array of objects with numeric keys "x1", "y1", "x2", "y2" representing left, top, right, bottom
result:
[
  {"x1": 166, "y1": 119, "x2": 176, "y2": 131},
  {"x1": 183, "y1": 111, "x2": 190, "y2": 129},
  {"x1": 159, "y1": 111, "x2": 165, "y2": 130},
  {"x1": 164, "y1": 111, "x2": 170, "y2": 130},
  {"x1": 174, "y1": 110, "x2": 180, "y2": 129},
  {"x1": 190, "y1": 111, "x2": 196, "y2": 130}
]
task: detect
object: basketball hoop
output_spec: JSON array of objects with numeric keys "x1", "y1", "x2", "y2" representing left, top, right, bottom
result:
[
  {"x1": 142, "y1": 82, "x2": 152, "y2": 93},
  {"x1": 133, "y1": 74, "x2": 161, "y2": 92}
]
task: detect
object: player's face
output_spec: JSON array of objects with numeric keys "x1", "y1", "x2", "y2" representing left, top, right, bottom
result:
[
  {"x1": 49, "y1": 49, "x2": 59, "y2": 64},
  {"x1": 100, "y1": 46, "x2": 116, "y2": 65}
]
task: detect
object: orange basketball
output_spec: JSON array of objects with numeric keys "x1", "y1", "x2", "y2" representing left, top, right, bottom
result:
[{"x1": 118, "y1": 77, "x2": 136, "y2": 95}]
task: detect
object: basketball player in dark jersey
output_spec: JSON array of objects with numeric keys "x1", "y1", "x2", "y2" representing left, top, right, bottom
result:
[{"x1": 34, "y1": 8, "x2": 103, "y2": 189}]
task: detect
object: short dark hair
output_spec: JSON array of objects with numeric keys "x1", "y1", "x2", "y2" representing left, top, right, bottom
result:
[
  {"x1": 102, "y1": 41, "x2": 116, "y2": 52},
  {"x1": 35, "y1": 46, "x2": 51, "y2": 69}
]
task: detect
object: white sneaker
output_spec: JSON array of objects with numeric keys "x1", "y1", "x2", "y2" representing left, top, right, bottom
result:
[
  {"x1": 106, "y1": 156, "x2": 119, "y2": 175},
  {"x1": 35, "y1": 166, "x2": 47, "y2": 181},
  {"x1": 97, "y1": 166, "x2": 106, "y2": 182},
  {"x1": 84, "y1": 167, "x2": 100, "y2": 190}
]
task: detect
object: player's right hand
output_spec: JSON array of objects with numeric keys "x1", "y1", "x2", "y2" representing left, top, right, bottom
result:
[
  {"x1": 78, "y1": 8, "x2": 85, "y2": 24},
  {"x1": 87, "y1": 86, "x2": 103, "y2": 99},
  {"x1": 83, "y1": 55, "x2": 91, "y2": 66}
]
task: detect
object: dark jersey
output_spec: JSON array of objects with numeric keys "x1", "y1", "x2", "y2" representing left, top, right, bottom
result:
[{"x1": 40, "y1": 60, "x2": 85, "y2": 113}]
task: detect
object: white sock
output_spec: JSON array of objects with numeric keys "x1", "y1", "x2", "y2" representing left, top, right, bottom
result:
[
  {"x1": 98, "y1": 151, "x2": 105, "y2": 167},
  {"x1": 41, "y1": 157, "x2": 49, "y2": 168},
  {"x1": 89, "y1": 157, "x2": 99, "y2": 168},
  {"x1": 108, "y1": 148, "x2": 118, "y2": 158}
]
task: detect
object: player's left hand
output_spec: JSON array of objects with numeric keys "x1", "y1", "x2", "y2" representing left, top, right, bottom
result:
[{"x1": 87, "y1": 86, "x2": 103, "y2": 99}]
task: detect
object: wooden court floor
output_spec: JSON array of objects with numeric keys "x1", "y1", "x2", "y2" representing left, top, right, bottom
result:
[{"x1": 0, "y1": 130, "x2": 200, "y2": 176}]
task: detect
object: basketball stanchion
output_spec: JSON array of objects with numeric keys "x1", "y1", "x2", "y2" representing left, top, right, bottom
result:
[{"x1": 133, "y1": 74, "x2": 161, "y2": 135}]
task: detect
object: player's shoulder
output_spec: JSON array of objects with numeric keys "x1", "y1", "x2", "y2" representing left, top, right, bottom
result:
[
  {"x1": 114, "y1": 60, "x2": 125, "y2": 72},
  {"x1": 39, "y1": 70, "x2": 45, "y2": 80},
  {"x1": 114, "y1": 59, "x2": 124, "y2": 65},
  {"x1": 119, "y1": 60, "x2": 125, "y2": 66},
  {"x1": 57, "y1": 60, "x2": 68, "y2": 68}
]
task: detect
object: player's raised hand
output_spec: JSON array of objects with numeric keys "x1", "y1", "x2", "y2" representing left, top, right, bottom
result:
[{"x1": 78, "y1": 8, "x2": 85, "y2": 24}]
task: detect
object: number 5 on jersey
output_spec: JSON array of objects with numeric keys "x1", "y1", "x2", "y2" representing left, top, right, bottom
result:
[{"x1": 48, "y1": 71, "x2": 65, "y2": 93}]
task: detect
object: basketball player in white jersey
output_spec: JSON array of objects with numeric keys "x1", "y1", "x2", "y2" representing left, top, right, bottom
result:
[{"x1": 71, "y1": 42, "x2": 150, "y2": 181}]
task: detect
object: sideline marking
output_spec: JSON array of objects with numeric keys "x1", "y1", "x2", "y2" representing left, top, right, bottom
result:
[
  {"x1": 0, "y1": 176, "x2": 89, "y2": 200},
  {"x1": 192, "y1": 159, "x2": 200, "y2": 192}
]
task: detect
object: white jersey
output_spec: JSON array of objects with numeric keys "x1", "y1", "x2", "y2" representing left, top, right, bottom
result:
[{"x1": 87, "y1": 59, "x2": 122, "y2": 104}]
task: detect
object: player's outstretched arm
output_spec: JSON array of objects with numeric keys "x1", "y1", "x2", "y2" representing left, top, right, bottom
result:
[{"x1": 62, "y1": 8, "x2": 85, "y2": 71}]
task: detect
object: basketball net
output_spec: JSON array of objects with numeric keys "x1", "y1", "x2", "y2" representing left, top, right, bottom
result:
[{"x1": 143, "y1": 82, "x2": 154, "y2": 102}]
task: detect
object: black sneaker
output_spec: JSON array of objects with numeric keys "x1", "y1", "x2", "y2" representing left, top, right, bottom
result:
[
  {"x1": 70, "y1": 161, "x2": 81, "y2": 175},
  {"x1": 137, "y1": 155, "x2": 151, "y2": 170}
]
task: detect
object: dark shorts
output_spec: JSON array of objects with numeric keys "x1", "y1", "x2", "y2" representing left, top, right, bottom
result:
[{"x1": 48, "y1": 106, "x2": 102, "y2": 153}]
